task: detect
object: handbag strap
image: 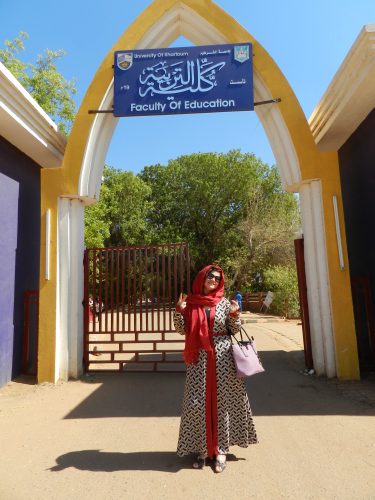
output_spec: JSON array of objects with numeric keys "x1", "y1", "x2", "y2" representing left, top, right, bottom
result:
[
  {"x1": 239, "y1": 326, "x2": 254, "y2": 343},
  {"x1": 230, "y1": 326, "x2": 254, "y2": 346}
]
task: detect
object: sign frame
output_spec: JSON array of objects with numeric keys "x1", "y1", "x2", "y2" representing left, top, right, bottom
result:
[{"x1": 113, "y1": 43, "x2": 253, "y2": 117}]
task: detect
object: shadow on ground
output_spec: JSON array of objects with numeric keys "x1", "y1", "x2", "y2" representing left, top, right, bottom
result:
[
  {"x1": 49, "y1": 451, "x2": 244, "y2": 473},
  {"x1": 64, "y1": 350, "x2": 375, "y2": 419}
]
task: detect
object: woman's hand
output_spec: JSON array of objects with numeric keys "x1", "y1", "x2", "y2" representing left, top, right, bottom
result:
[
  {"x1": 229, "y1": 299, "x2": 240, "y2": 317},
  {"x1": 176, "y1": 293, "x2": 187, "y2": 313}
]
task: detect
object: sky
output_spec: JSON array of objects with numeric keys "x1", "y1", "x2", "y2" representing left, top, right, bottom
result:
[{"x1": 2, "y1": 1, "x2": 374, "y2": 173}]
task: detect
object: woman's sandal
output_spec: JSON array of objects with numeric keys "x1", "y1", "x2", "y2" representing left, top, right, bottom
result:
[
  {"x1": 192, "y1": 454, "x2": 206, "y2": 469},
  {"x1": 214, "y1": 454, "x2": 227, "y2": 473}
]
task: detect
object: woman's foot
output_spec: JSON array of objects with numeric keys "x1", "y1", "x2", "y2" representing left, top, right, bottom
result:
[
  {"x1": 214, "y1": 454, "x2": 227, "y2": 473},
  {"x1": 192, "y1": 454, "x2": 206, "y2": 469}
]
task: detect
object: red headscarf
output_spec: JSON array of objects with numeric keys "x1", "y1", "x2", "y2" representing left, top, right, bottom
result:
[{"x1": 182, "y1": 264, "x2": 225, "y2": 364}]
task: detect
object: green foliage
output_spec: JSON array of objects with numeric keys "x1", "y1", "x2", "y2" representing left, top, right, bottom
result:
[
  {"x1": 263, "y1": 265, "x2": 300, "y2": 318},
  {"x1": 26, "y1": 49, "x2": 77, "y2": 135},
  {"x1": 84, "y1": 200, "x2": 110, "y2": 248},
  {"x1": 138, "y1": 150, "x2": 300, "y2": 289},
  {"x1": 84, "y1": 166, "x2": 152, "y2": 248},
  {"x1": 0, "y1": 32, "x2": 28, "y2": 81},
  {"x1": 0, "y1": 32, "x2": 76, "y2": 135},
  {"x1": 230, "y1": 169, "x2": 300, "y2": 292},
  {"x1": 140, "y1": 150, "x2": 272, "y2": 274}
]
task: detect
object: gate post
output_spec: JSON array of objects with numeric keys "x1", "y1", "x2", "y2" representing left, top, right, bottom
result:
[{"x1": 58, "y1": 197, "x2": 85, "y2": 380}]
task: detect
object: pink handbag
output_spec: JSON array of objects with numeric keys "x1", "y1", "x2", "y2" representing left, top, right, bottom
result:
[{"x1": 231, "y1": 327, "x2": 265, "y2": 378}]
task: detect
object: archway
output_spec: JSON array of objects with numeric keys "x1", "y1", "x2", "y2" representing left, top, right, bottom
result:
[{"x1": 38, "y1": 0, "x2": 359, "y2": 382}]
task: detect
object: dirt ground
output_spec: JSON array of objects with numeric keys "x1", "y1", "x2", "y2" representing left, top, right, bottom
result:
[{"x1": 1, "y1": 317, "x2": 374, "y2": 500}]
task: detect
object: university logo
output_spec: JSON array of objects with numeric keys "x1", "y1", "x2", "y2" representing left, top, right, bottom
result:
[
  {"x1": 234, "y1": 45, "x2": 250, "y2": 63},
  {"x1": 117, "y1": 52, "x2": 133, "y2": 70}
]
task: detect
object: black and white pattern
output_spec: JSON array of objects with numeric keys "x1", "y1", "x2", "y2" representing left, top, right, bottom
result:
[{"x1": 174, "y1": 298, "x2": 258, "y2": 457}]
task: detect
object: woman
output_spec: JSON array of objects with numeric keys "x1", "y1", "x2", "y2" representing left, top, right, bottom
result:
[{"x1": 174, "y1": 264, "x2": 258, "y2": 473}]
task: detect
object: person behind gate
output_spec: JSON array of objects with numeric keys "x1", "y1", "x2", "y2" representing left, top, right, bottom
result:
[{"x1": 174, "y1": 264, "x2": 258, "y2": 473}]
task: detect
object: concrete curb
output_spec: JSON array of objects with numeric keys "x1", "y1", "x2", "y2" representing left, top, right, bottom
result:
[
  {"x1": 240, "y1": 314, "x2": 298, "y2": 324},
  {"x1": 241, "y1": 318, "x2": 288, "y2": 324}
]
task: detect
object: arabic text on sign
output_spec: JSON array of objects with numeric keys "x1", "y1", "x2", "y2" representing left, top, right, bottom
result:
[{"x1": 138, "y1": 58, "x2": 226, "y2": 97}]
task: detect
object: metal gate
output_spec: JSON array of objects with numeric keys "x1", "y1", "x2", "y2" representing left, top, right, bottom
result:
[
  {"x1": 351, "y1": 276, "x2": 375, "y2": 370},
  {"x1": 294, "y1": 238, "x2": 313, "y2": 370},
  {"x1": 83, "y1": 242, "x2": 190, "y2": 372}
]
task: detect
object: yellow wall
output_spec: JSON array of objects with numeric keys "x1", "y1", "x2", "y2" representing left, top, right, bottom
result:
[
  {"x1": 38, "y1": 170, "x2": 60, "y2": 382},
  {"x1": 38, "y1": 0, "x2": 359, "y2": 381}
]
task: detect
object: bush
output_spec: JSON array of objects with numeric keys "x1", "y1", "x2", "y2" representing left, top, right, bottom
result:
[{"x1": 263, "y1": 265, "x2": 300, "y2": 319}]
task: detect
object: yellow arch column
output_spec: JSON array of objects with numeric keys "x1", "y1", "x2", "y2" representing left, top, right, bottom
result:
[
  {"x1": 38, "y1": 0, "x2": 359, "y2": 381},
  {"x1": 240, "y1": 22, "x2": 359, "y2": 379}
]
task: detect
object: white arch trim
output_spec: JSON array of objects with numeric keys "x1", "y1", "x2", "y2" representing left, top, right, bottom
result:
[
  {"x1": 78, "y1": 3, "x2": 300, "y2": 200},
  {"x1": 299, "y1": 181, "x2": 336, "y2": 377},
  {"x1": 61, "y1": 2, "x2": 336, "y2": 379}
]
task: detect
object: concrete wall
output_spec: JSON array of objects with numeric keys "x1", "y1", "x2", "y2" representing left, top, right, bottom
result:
[{"x1": 339, "y1": 107, "x2": 375, "y2": 370}]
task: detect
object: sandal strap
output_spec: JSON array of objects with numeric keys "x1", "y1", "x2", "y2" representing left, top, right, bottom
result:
[{"x1": 214, "y1": 455, "x2": 227, "y2": 473}]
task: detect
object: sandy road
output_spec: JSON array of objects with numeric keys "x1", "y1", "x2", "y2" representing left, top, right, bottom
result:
[{"x1": 0, "y1": 320, "x2": 374, "y2": 500}]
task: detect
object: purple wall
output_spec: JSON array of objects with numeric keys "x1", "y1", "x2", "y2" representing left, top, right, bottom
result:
[
  {"x1": 0, "y1": 136, "x2": 40, "y2": 387},
  {"x1": 0, "y1": 174, "x2": 19, "y2": 386}
]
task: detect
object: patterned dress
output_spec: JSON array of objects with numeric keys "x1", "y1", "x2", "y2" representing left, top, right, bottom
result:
[{"x1": 174, "y1": 297, "x2": 258, "y2": 457}]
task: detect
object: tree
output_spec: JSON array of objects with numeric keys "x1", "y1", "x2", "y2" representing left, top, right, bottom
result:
[
  {"x1": 140, "y1": 150, "x2": 300, "y2": 286},
  {"x1": 229, "y1": 166, "x2": 301, "y2": 290},
  {"x1": 0, "y1": 32, "x2": 76, "y2": 135},
  {"x1": 84, "y1": 166, "x2": 152, "y2": 248},
  {"x1": 140, "y1": 150, "x2": 267, "y2": 272},
  {"x1": 84, "y1": 197, "x2": 111, "y2": 249},
  {"x1": 263, "y1": 265, "x2": 300, "y2": 318},
  {"x1": 0, "y1": 31, "x2": 28, "y2": 81}
]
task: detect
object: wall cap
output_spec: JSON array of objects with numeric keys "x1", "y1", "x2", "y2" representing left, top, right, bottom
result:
[
  {"x1": 309, "y1": 24, "x2": 375, "y2": 151},
  {"x1": 0, "y1": 62, "x2": 66, "y2": 167}
]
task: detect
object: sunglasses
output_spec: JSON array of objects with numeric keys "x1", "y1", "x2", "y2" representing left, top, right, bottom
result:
[{"x1": 206, "y1": 271, "x2": 221, "y2": 283}]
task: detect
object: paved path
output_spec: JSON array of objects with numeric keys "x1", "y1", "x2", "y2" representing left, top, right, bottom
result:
[{"x1": 0, "y1": 319, "x2": 374, "y2": 500}]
